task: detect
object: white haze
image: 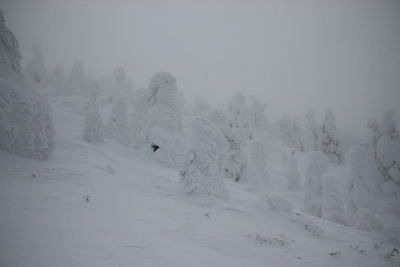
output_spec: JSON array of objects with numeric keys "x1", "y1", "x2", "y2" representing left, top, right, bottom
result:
[{"x1": 1, "y1": 0, "x2": 399, "y2": 137}]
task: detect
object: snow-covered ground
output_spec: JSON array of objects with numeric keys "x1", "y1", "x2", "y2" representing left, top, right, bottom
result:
[{"x1": 1, "y1": 96, "x2": 399, "y2": 267}]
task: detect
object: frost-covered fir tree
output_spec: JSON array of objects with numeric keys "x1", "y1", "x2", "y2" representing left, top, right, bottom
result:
[
  {"x1": 292, "y1": 116, "x2": 303, "y2": 152},
  {"x1": 0, "y1": 10, "x2": 55, "y2": 159},
  {"x1": 321, "y1": 174, "x2": 346, "y2": 226},
  {"x1": 366, "y1": 117, "x2": 380, "y2": 160},
  {"x1": 108, "y1": 95, "x2": 129, "y2": 146},
  {"x1": 245, "y1": 140, "x2": 270, "y2": 189},
  {"x1": 229, "y1": 92, "x2": 250, "y2": 129},
  {"x1": 130, "y1": 72, "x2": 186, "y2": 168},
  {"x1": 228, "y1": 92, "x2": 255, "y2": 141},
  {"x1": 129, "y1": 88, "x2": 149, "y2": 143},
  {"x1": 223, "y1": 127, "x2": 247, "y2": 181},
  {"x1": 376, "y1": 111, "x2": 400, "y2": 181},
  {"x1": 83, "y1": 110, "x2": 104, "y2": 143},
  {"x1": 67, "y1": 60, "x2": 89, "y2": 97},
  {"x1": 346, "y1": 146, "x2": 389, "y2": 232},
  {"x1": 24, "y1": 46, "x2": 48, "y2": 90},
  {"x1": 345, "y1": 145, "x2": 379, "y2": 226},
  {"x1": 207, "y1": 108, "x2": 230, "y2": 129},
  {"x1": 179, "y1": 117, "x2": 229, "y2": 199},
  {"x1": 286, "y1": 150, "x2": 301, "y2": 191},
  {"x1": 222, "y1": 127, "x2": 269, "y2": 191},
  {"x1": 303, "y1": 151, "x2": 328, "y2": 217},
  {"x1": 277, "y1": 114, "x2": 293, "y2": 147},
  {"x1": 82, "y1": 82, "x2": 104, "y2": 143},
  {"x1": 303, "y1": 109, "x2": 318, "y2": 152},
  {"x1": 111, "y1": 66, "x2": 128, "y2": 100},
  {"x1": 106, "y1": 67, "x2": 131, "y2": 146},
  {"x1": 373, "y1": 111, "x2": 400, "y2": 211},
  {"x1": 249, "y1": 95, "x2": 268, "y2": 129},
  {"x1": 320, "y1": 108, "x2": 344, "y2": 164},
  {"x1": 276, "y1": 115, "x2": 303, "y2": 151}
]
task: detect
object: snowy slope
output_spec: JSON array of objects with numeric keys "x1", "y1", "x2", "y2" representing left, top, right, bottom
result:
[{"x1": 1, "y1": 96, "x2": 399, "y2": 267}]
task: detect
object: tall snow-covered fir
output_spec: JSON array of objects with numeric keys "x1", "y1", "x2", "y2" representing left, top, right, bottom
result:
[
  {"x1": 320, "y1": 108, "x2": 344, "y2": 164},
  {"x1": 179, "y1": 116, "x2": 229, "y2": 199},
  {"x1": 130, "y1": 72, "x2": 186, "y2": 168},
  {"x1": 0, "y1": 10, "x2": 55, "y2": 160}
]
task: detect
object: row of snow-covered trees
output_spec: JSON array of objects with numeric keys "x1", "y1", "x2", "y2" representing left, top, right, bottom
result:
[
  {"x1": 2, "y1": 8, "x2": 399, "y2": 242},
  {"x1": 293, "y1": 110, "x2": 400, "y2": 237},
  {"x1": 277, "y1": 108, "x2": 345, "y2": 165}
]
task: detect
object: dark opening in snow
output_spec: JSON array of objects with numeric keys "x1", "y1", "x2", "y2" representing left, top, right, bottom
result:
[{"x1": 151, "y1": 144, "x2": 159, "y2": 152}]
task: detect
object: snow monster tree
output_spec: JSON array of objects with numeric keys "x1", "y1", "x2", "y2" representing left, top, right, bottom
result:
[
  {"x1": 130, "y1": 72, "x2": 185, "y2": 168},
  {"x1": 179, "y1": 116, "x2": 229, "y2": 199},
  {"x1": 0, "y1": 10, "x2": 55, "y2": 160}
]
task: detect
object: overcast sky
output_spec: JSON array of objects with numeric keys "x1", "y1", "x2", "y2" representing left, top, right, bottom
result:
[{"x1": 1, "y1": 0, "x2": 399, "y2": 137}]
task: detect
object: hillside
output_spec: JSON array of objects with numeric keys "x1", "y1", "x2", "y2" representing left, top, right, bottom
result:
[{"x1": 1, "y1": 95, "x2": 399, "y2": 267}]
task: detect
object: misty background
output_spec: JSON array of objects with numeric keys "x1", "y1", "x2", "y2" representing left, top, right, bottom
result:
[{"x1": 1, "y1": 0, "x2": 399, "y2": 137}]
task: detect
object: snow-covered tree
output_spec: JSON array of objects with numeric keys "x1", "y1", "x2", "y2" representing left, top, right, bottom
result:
[
  {"x1": 223, "y1": 126, "x2": 247, "y2": 180},
  {"x1": 376, "y1": 111, "x2": 400, "y2": 181},
  {"x1": 292, "y1": 116, "x2": 303, "y2": 152},
  {"x1": 245, "y1": 139, "x2": 270, "y2": 189},
  {"x1": 82, "y1": 82, "x2": 104, "y2": 143},
  {"x1": 111, "y1": 66, "x2": 128, "y2": 100},
  {"x1": 277, "y1": 114, "x2": 293, "y2": 147},
  {"x1": 366, "y1": 117, "x2": 380, "y2": 159},
  {"x1": 108, "y1": 95, "x2": 129, "y2": 146},
  {"x1": 345, "y1": 145, "x2": 380, "y2": 226},
  {"x1": 229, "y1": 92, "x2": 251, "y2": 129},
  {"x1": 220, "y1": 126, "x2": 270, "y2": 191},
  {"x1": 0, "y1": 10, "x2": 55, "y2": 160},
  {"x1": 67, "y1": 60, "x2": 89, "y2": 97},
  {"x1": 276, "y1": 115, "x2": 303, "y2": 151},
  {"x1": 0, "y1": 10, "x2": 21, "y2": 75},
  {"x1": 286, "y1": 150, "x2": 301, "y2": 191},
  {"x1": 179, "y1": 116, "x2": 229, "y2": 199},
  {"x1": 364, "y1": 111, "x2": 400, "y2": 213},
  {"x1": 303, "y1": 109, "x2": 318, "y2": 152},
  {"x1": 303, "y1": 151, "x2": 328, "y2": 217},
  {"x1": 249, "y1": 95, "x2": 268, "y2": 129},
  {"x1": 320, "y1": 108, "x2": 344, "y2": 164},
  {"x1": 106, "y1": 67, "x2": 130, "y2": 144},
  {"x1": 207, "y1": 108, "x2": 229, "y2": 129},
  {"x1": 129, "y1": 88, "x2": 149, "y2": 143},
  {"x1": 82, "y1": 110, "x2": 104, "y2": 143},
  {"x1": 130, "y1": 72, "x2": 186, "y2": 168},
  {"x1": 321, "y1": 174, "x2": 346, "y2": 226},
  {"x1": 381, "y1": 110, "x2": 398, "y2": 138},
  {"x1": 24, "y1": 45, "x2": 48, "y2": 90}
]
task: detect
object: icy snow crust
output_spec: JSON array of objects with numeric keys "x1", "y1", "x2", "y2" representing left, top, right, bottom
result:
[{"x1": 1, "y1": 95, "x2": 400, "y2": 267}]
